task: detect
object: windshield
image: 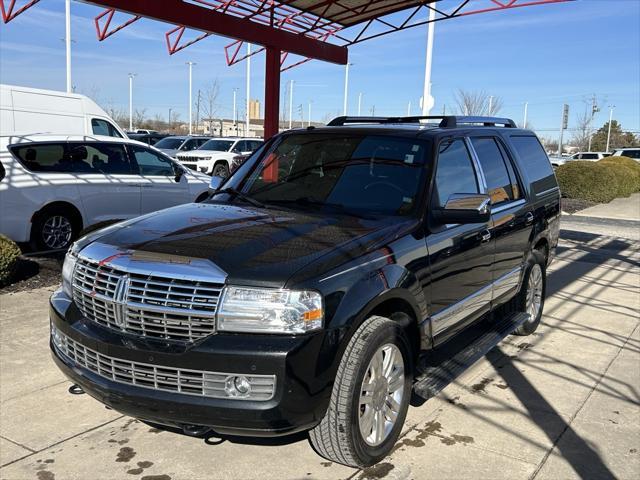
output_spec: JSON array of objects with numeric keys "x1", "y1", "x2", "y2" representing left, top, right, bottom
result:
[
  {"x1": 154, "y1": 138, "x2": 184, "y2": 149},
  {"x1": 237, "y1": 134, "x2": 430, "y2": 216},
  {"x1": 200, "y1": 140, "x2": 234, "y2": 151}
]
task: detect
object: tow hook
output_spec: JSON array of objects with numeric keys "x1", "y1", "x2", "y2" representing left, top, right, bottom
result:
[
  {"x1": 182, "y1": 424, "x2": 212, "y2": 437},
  {"x1": 68, "y1": 384, "x2": 85, "y2": 395}
]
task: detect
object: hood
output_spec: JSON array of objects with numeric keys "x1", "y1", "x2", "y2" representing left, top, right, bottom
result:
[
  {"x1": 177, "y1": 149, "x2": 227, "y2": 159},
  {"x1": 94, "y1": 202, "x2": 413, "y2": 288}
]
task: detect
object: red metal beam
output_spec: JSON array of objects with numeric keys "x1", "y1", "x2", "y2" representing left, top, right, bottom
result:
[
  {"x1": 1, "y1": 0, "x2": 40, "y2": 23},
  {"x1": 94, "y1": 8, "x2": 141, "y2": 41},
  {"x1": 83, "y1": 0, "x2": 347, "y2": 64},
  {"x1": 264, "y1": 47, "x2": 281, "y2": 140}
]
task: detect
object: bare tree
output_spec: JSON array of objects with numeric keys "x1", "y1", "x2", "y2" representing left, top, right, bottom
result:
[
  {"x1": 454, "y1": 89, "x2": 503, "y2": 116},
  {"x1": 571, "y1": 95, "x2": 602, "y2": 151},
  {"x1": 133, "y1": 108, "x2": 147, "y2": 129},
  {"x1": 199, "y1": 79, "x2": 221, "y2": 134}
]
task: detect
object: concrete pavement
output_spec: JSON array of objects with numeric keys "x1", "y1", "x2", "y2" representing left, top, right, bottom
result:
[
  {"x1": 0, "y1": 229, "x2": 638, "y2": 480},
  {"x1": 573, "y1": 193, "x2": 640, "y2": 222}
]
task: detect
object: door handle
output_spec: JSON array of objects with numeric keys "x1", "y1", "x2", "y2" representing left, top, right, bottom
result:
[
  {"x1": 480, "y1": 230, "x2": 491, "y2": 243},
  {"x1": 525, "y1": 212, "x2": 534, "y2": 225}
]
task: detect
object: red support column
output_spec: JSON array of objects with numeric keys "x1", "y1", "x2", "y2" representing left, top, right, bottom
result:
[{"x1": 264, "y1": 46, "x2": 281, "y2": 140}]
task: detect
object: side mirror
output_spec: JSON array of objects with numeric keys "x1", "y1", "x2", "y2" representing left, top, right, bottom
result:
[
  {"x1": 209, "y1": 175, "x2": 223, "y2": 193},
  {"x1": 433, "y1": 193, "x2": 491, "y2": 224}
]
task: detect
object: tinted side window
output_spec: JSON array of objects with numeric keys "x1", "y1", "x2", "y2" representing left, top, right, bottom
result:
[
  {"x1": 130, "y1": 146, "x2": 175, "y2": 176},
  {"x1": 233, "y1": 141, "x2": 246, "y2": 153},
  {"x1": 92, "y1": 119, "x2": 123, "y2": 138},
  {"x1": 0, "y1": 160, "x2": 5, "y2": 182},
  {"x1": 581, "y1": 153, "x2": 598, "y2": 160},
  {"x1": 181, "y1": 139, "x2": 196, "y2": 151},
  {"x1": 79, "y1": 143, "x2": 131, "y2": 174},
  {"x1": 471, "y1": 137, "x2": 519, "y2": 205},
  {"x1": 197, "y1": 138, "x2": 209, "y2": 147},
  {"x1": 621, "y1": 150, "x2": 640, "y2": 159},
  {"x1": 509, "y1": 136, "x2": 557, "y2": 194},
  {"x1": 434, "y1": 139, "x2": 479, "y2": 207}
]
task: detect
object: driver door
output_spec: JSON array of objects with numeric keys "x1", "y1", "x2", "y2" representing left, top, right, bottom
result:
[{"x1": 128, "y1": 145, "x2": 191, "y2": 213}]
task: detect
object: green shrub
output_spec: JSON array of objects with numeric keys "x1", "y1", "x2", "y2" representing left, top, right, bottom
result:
[
  {"x1": 555, "y1": 159, "x2": 640, "y2": 203},
  {"x1": 0, "y1": 235, "x2": 22, "y2": 287}
]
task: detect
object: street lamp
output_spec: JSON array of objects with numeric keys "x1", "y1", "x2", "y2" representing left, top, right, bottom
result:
[
  {"x1": 232, "y1": 88, "x2": 238, "y2": 128},
  {"x1": 288, "y1": 80, "x2": 295, "y2": 130},
  {"x1": 421, "y1": 7, "x2": 436, "y2": 115},
  {"x1": 606, "y1": 105, "x2": 616, "y2": 153},
  {"x1": 343, "y1": 62, "x2": 353, "y2": 116},
  {"x1": 65, "y1": 0, "x2": 71, "y2": 93},
  {"x1": 186, "y1": 62, "x2": 196, "y2": 135},
  {"x1": 128, "y1": 73, "x2": 136, "y2": 131}
]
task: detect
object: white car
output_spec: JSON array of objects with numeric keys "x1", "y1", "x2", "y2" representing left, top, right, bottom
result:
[
  {"x1": 0, "y1": 134, "x2": 210, "y2": 250},
  {"x1": 611, "y1": 148, "x2": 640, "y2": 160},
  {"x1": 568, "y1": 152, "x2": 610, "y2": 161},
  {"x1": 176, "y1": 137, "x2": 263, "y2": 178}
]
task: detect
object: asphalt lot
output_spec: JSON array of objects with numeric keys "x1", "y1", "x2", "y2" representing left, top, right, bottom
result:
[{"x1": 1, "y1": 226, "x2": 638, "y2": 480}]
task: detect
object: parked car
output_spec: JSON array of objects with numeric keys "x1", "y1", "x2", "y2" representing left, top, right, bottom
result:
[
  {"x1": 1, "y1": 84, "x2": 126, "y2": 138},
  {"x1": 176, "y1": 137, "x2": 263, "y2": 177},
  {"x1": 0, "y1": 134, "x2": 210, "y2": 250},
  {"x1": 135, "y1": 129, "x2": 158, "y2": 135},
  {"x1": 50, "y1": 116, "x2": 559, "y2": 467},
  {"x1": 611, "y1": 147, "x2": 640, "y2": 159},
  {"x1": 568, "y1": 151, "x2": 611, "y2": 160},
  {"x1": 127, "y1": 132, "x2": 169, "y2": 146},
  {"x1": 154, "y1": 135, "x2": 211, "y2": 158}
]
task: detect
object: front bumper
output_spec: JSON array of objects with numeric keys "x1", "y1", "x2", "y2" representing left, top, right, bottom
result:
[{"x1": 49, "y1": 290, "x2": 337, "y2": 437}]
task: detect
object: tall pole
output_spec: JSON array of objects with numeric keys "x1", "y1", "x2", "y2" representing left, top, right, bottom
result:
[
  {"x1": 308, "y1": 101, "x2": 312, "y2": 127},
  {"x1": 606, "y1": 105, "x2": 615, "y2": 152},
  {"x1": 358, "y1": 93, "x2": 362, "y2": 116},
  {"x1": 232, "y1": 88, "x2": 237, "y2": 127},
  {"x1": 128, "y1": 73, "x2": 135, "y2": 131},
  {"x1": 343, "y1": 63, "x2": 351, "y2": 116},
  {"x1": 186, "y1": 61, "x2": 195, "y2": 135},
  {"x1": 288, "y1": 80, "x2": 294, "y2": 129},
  {"x1": 65, "y1": 0, "x2": 71, "y2": 93},
  {"x1": 421, "y1": 7, "x2": 436, "y2": 115},
  {"x1": 488, "y1": 96, "x2": 494, "y2": 115},
  {"x1": 407, "y1": 101, "x2": 411, "y2": 116},
  {"x1": 246, "y1": 43, "x2": 251, "y2": 137},
  {"x1": 523, "y1": 102, "x2": 529, "y2": 128},
  {"x1": 168, "y1": 108, "x2": 172, "y2": 130}
]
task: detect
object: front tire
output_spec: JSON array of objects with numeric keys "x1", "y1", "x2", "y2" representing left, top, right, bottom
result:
[
  {"x1": 513, "y1": 250, "x2": 546, "y2": 336},
  {"x1": 309, "y1": 316, "x2": 412, "y2": 467},
  {"x1": 31, "y1": 206, "x2": 80, "y2": 251},
  {"x1": 212, "y1": 161, "x2": 229, "y2": 179}
]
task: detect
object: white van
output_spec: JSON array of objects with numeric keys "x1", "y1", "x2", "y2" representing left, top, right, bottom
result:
[{"x1": 0, "y1": 84, "x2": 127, "y2": 138}]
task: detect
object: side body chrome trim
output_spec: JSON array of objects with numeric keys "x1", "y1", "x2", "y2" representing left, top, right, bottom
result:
[{"x1": 431, "y1": 266, "x2": 523, "y2": 336}]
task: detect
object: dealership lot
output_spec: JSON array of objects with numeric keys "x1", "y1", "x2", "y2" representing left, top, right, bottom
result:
[{"x1": 1, "y1": 227, "x2": 638, "y2": 480}]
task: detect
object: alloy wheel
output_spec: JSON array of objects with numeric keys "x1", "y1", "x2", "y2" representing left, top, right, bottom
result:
[
  {"x1": 526, "y1": 264, "x2": 543, "y2": 320},
  {"x1": 42, "y1": 215, "x2": 73, "y2": 249},
  {"x1": 358, "y1": 343, "x2": 405, "y2": 447}
]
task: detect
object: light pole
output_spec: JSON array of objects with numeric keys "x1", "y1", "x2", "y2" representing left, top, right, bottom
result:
[
  {"x1": 288, "y1": 80, "x2": 294, "y2": 130},
  {"x1": 246, "y1": 43, "x2": 251, "y2": 137},
  {"x1": 232, "y1": 88, "x2": 238, "y2": 128},
  {"x1": 407, "y1": 101, "x2": 411, "y2": 117},
  {"x1": 128, "y1": 73, "x2": 136, "y2": 131},
  {"x1": 606, "y1": 105, "x2": 615, "y2": 152},
  {"x1": 65, "y1": 0, "x2": 71, "y2": 93},
  {"x1": 186, "y1": 62, "x2": 196, "y2": 135},
  {"x1": 168, "y1": 108, "x2": 172, "y2": 130},
  {"x1": 421, "y1": 6, "x2": 436, "y2": 115},
  {"x1": 358, "y1": 92, "x2": 362, "y2": 116},
  {"x1": 523, "y1": 102, "x2": 529, "y2": 128},
  {"x1": 308, "y1": 101, "x2": 312, "y2": 127},
  {"x1": 343, "y1": 63, "x2": 352, "y2": 116},
  {"x1": 488, "y1": 96, "x2": 494, "y2": 115}
]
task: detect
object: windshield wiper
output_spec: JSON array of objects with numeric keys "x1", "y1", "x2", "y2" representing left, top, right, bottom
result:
[{"x1": 212, "y1": 187, "x2": 267, "y2": 209}]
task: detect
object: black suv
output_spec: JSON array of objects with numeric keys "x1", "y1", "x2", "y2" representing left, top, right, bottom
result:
[{"x1": 50, "y1": 116, "x2": 560, "y2": 467}]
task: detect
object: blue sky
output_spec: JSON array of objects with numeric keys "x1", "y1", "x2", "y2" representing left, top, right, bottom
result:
[{"x1": 1, "y1": 0, "x2": 638, "y2": 139}]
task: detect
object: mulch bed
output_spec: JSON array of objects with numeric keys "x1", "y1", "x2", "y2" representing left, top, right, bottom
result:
[
  {"x1": 1, "y1": 254, "x2": 63, "y2": 294},
  {"x1": 561, "y1": 198, "x2": 597, "y2": 215}
]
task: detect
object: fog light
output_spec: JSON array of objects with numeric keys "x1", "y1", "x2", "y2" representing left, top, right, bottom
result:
[{"x1": 224, "y1": 375, "x2": 251, "y2": 397}]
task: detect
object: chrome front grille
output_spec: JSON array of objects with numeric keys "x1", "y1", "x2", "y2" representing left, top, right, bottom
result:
[
  {"x1": 72, "y1": 257, "x2": 223, "y2": 342},
  {"x1": 52, "y1": 327, "x2": 276, "y2": 400}
]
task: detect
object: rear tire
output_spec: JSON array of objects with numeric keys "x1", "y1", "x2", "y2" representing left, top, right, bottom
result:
[
  {"x1": 513, "y1": 250, "x2": 546, "y2": 336},
  {"x1": 31, "y1": 205, "x2": 81, "y2": 251},
  {"x1": 309, "y1": 316, "x2": 412, "y2": 468}
]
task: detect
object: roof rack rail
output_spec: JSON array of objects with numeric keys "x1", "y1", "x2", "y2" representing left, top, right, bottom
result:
[{"x1": 326, "y1": 116, "x2": 518, "y2": 128}]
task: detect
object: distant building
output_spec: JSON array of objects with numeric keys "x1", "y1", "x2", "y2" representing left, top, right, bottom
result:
[{"x1": 249, "y1": 99, "x2": 260, "y2": 120}]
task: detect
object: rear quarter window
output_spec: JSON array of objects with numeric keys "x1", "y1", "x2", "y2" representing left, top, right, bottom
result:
[{"x1": 508, "y1": 136, "x2": 558, "y2": 194}]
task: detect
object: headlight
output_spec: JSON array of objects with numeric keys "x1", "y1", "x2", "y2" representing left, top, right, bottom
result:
[
  {"x1": 61, "y1": 248, "x2": 78, "y2": 298},
  {"x1": 217, "y1": 287, "x2": 323, "y2": 334}
]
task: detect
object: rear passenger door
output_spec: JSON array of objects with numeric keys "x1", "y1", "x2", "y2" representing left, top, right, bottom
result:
[
  {"x1": 468, "y1": 136, "x2": 531, "y2": 301},
  {"x1": 71, "y1": 142, "x2": 142, "y2": 224},
  {"x1": 128, "y1": 145, "x2": 191, "y2": 213},
  {"x1": 426, "y1": 138, "x2": 494, "y2": 340}
]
